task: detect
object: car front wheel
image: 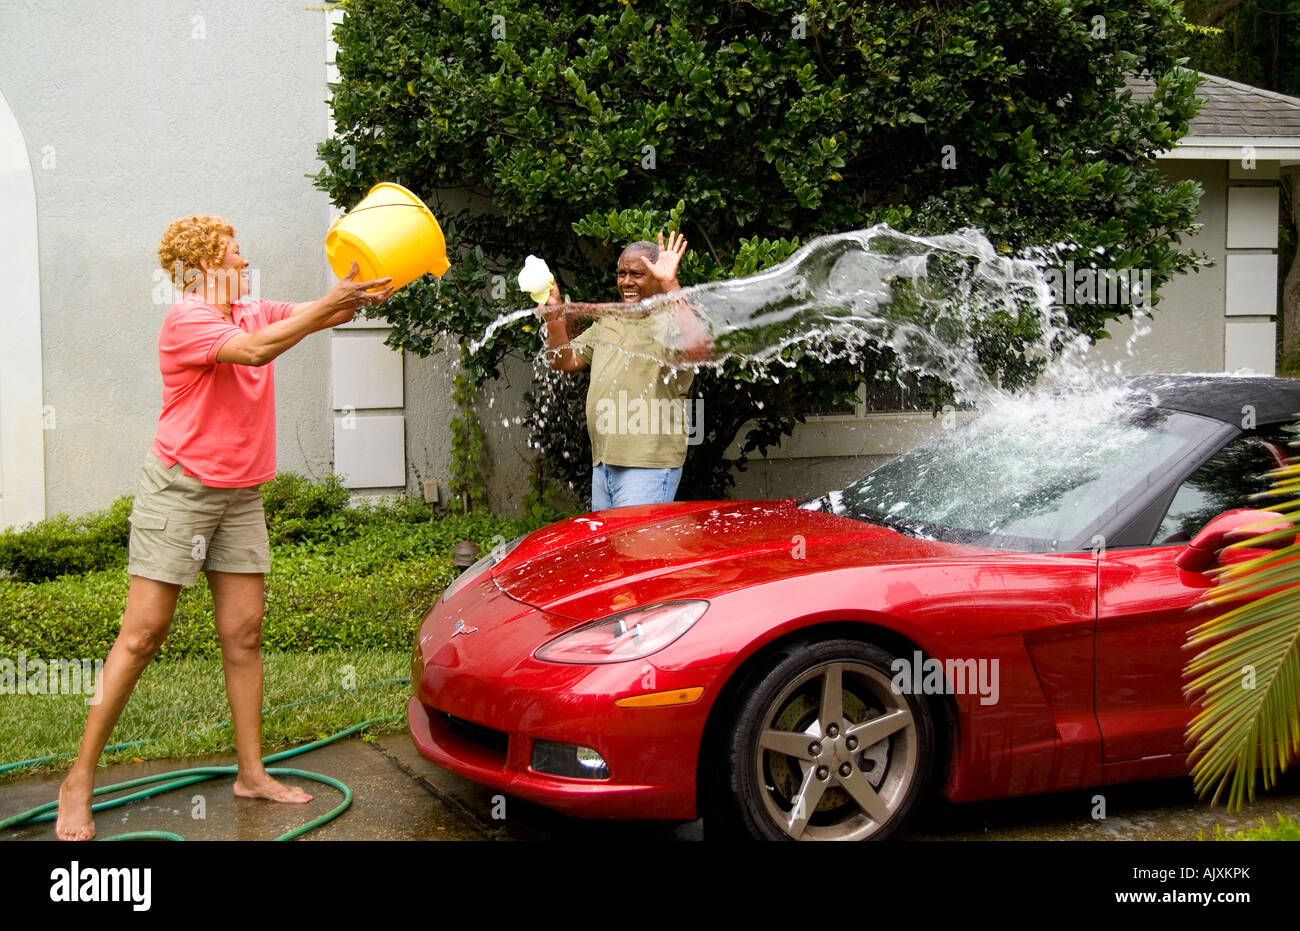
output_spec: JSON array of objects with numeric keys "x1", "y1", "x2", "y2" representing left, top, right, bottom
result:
[{"x1": 712, "y1": 639, "x2": 935, "y2": 841}]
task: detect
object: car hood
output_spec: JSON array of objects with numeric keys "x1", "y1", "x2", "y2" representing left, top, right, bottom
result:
[{"x1": 491, "y1": 499, "x2": 1000, "y2": 620}]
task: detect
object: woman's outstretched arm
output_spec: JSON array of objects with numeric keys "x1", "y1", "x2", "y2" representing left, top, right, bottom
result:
[{"x1": 218, "y1": 263, "x2": 393, "y2": 366}]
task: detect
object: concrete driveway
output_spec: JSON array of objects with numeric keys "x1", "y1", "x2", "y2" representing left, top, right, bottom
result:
[{"x1": 3, "y1": 734, "x2": 1298, "y2": 841}]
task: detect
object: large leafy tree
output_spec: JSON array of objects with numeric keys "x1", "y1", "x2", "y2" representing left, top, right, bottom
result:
[
  {"x1": 1176, "y1": 0, "x2": 1300, "y2": 94},
  {"x1": 316, "y1": 0, "x2": 1204, "y2": 502}
]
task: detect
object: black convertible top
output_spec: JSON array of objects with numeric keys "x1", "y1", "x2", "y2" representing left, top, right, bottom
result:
[{"x1": 1123, "y1": 374, "x2": 1300, "y2": 427}]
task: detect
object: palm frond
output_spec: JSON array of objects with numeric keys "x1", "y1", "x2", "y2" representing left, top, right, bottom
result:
[{"x1": 1184, "y1": 419, "x2": 1300, "y2": 809}]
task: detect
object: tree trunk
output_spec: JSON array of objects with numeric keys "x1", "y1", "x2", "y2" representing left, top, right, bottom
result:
[
  {"x1": 1283, "y1": 171, "x2": 1300, "y2": 368},
  {"x1": 1202, "y1": 0, "x2": 1248, "y2": 27}
]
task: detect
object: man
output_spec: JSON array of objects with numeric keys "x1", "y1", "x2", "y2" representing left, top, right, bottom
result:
[{"x1": 541, "y1": 231, "x2": 710, "y2": 509}]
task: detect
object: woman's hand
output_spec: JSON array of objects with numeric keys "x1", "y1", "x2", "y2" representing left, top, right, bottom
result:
[
  {"x1": 218, "y1": 264, "x2": 395, "y2": 366},
  {"x1": 319, "y1": 262, "x2": 395, "y2": 327}
]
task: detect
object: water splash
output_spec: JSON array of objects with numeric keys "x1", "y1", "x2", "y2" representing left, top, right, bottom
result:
[
  {"x1": 472, "y1": 224, "x2": 1095, "y2": 407},
  {"x1": 801, "y1": 376, "x2": 1227, "y2": 550},
  {"x1": 472, "y1": 306, "x2": 536, "y2": 352}
]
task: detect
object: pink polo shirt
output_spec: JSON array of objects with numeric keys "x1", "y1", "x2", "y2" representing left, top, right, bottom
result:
[{"x1": 149, "y1": 293, "x2": 296, "y2": 487}]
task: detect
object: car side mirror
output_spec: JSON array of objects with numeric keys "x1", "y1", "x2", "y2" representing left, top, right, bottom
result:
[{"x1": 1174, "y1": 508, "x2": 1295, "y2": 574}]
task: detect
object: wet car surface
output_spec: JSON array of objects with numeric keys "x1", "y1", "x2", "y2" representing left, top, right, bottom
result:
[{"x1": 409, "y1": 375, "x2": 1300, "y2": 840}]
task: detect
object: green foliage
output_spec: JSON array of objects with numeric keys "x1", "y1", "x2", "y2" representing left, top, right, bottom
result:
[
  {"x1": 1175, "y1": 1, "x2": 1300, "y2": 96},
  {"x1": 0, "y1": 473, "x2": 555, "y2": 657},
  {"x1": 319, "y1": 0, "x2": 1206, "y2": 498},
  {"x1": 261, "y1": 471, "x2": 356, "y2": 544},
  {"x1": 524, "y1": 361, "x2": 594, "y2": 501},
  {"x1": 0, "y1": 505, "x2": 550, "y2": 660},
  {"x1": 1204, "y1": 814, "x2": 1300, "y2": 842},
  {"x1": 264, "y1": 470, "x2": 449, "y2": 543},
  {"x1": 449, "y1": 347, "x2": 489, "y2": 509},
  {"x1": 0, "y1": 497, "x2": 132, "y2": 583},
  {"x1": 519, "y1": 454, "x2": 574, "y2": 523}
]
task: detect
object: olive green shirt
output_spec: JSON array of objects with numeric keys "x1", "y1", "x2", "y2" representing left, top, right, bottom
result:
[{"x1": 571, "y1": 313, "x2": 695, "y2": 469}]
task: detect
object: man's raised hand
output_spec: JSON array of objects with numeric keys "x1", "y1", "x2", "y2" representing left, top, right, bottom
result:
[{"x1": 640, "y1": 230, "x2": 688, "y2": 289}]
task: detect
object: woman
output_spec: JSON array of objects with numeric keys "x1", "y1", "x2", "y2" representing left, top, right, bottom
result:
[{"x1": 56, "y1": 215, "x2": 393, "y2": 840}]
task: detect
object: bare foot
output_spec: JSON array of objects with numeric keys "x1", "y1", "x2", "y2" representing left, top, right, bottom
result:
[
  {"x1": 56, "y1": 774, "x2": 95, "y2": 841},
  {"x1": 233, "y1": 773, "x2": 312, "y2": 803}
]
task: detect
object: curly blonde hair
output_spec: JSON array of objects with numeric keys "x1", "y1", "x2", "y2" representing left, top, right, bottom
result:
[{"x1": 157, "y1": 215, "x2": 234, "y2": 273}]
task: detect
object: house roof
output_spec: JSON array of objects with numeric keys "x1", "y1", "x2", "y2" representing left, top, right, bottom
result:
[
  {"x1": 1125, "y1": 71, "x2": 1300, "y2": 160},
  {"x1": 1127, "y1": 71, "x2": 1300, "y2": 137}
]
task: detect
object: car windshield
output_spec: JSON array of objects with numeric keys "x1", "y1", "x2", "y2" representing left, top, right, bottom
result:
[{"x1": 802, "y1": 399, "x2": 1225, "y2": 553}]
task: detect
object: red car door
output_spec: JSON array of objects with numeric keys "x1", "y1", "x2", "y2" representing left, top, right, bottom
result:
[
  {"x1": 1095, "y1": 434, "x2": 1287, "y2": 764},
  {"x1": 1096, "y1": 544, "x2": 1207, "y2": 762}
]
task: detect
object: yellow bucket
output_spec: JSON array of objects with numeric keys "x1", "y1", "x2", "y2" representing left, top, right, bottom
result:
[{"x1": 325, "y1": 182, "x2": 450, "y2": 290}]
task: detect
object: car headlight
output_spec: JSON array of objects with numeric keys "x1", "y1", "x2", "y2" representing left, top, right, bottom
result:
[
  {"x1": 534, "y1": 600, "x2": 708, "y2": 664},
  {"x1": 441, "y1": 535, "x2": 524, "y2": 603}
]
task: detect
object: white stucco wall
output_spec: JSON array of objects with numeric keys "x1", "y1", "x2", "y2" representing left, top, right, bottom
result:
[
  {"x1": 0, "y1": 86, "x2": 45, "y2": 528},
  {"x1": 403, "y1": 338, "x2": 547, "y2": 513},
  {"x1": 1061, "y1": 159, "x2": 1229, "y2": 374},
  {"x1": 0, "y1": 0, "x2": 338, "y2": 522}
]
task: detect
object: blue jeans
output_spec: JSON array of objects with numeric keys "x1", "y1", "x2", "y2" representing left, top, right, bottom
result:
[{"x1": 591, "y1": 464, "x2": 683, "y2": 510}]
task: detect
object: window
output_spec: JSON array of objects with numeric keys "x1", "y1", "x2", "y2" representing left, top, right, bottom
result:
[
  {"x1": 1152, "y1": 432, "x2": 1289, "y2": 545},
  {"x1": 816, "y1": 405, "x2": 1221, "y2": 553},
  {"x1": 808, "y1": 372, "x2": 967, "y2": 419}
]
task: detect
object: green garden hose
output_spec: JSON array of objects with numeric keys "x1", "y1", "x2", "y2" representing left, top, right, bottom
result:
[
  {"x1": 0, "y1": 676, "x2": 410, "y2": 776},
  {"x1": 0, "y1": 679, "x2": 409, "y2": 841}
]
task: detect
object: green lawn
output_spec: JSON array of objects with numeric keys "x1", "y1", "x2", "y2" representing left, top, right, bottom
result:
[
  {"x1": 1206, "y1": 814, "x2": 1300, "y2": 841},
  {"x1": 0, "y1": 650, "x2": 410, "y2": 779},
  {"x1": 0, "y1": 475, "x2": 566, "y2": 780}
]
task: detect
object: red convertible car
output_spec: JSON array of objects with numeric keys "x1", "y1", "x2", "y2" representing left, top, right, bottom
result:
[{"x1": 409, "y1": 374, "x2": 1300, "y2": 840}]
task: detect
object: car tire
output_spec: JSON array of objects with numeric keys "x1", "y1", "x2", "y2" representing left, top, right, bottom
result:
[{"x1": 709, "y1": 638, "x2": 935, "y2": 841}]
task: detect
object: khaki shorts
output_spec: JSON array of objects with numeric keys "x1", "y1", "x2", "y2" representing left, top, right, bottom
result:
[{"x1": 127, "y1": 452, "x2": 271, "y2": 586}]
